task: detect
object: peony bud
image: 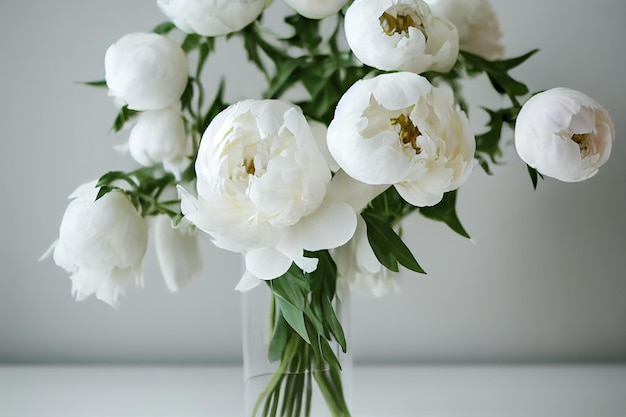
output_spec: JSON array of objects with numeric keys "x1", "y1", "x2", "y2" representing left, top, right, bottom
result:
[
  {"x1": 515, "y1": 88, "x2": 615, "y2": 182},
  {"x1": 426, "y1": 0, "x2": 504, "y2": 60},
  {"x1": 128, "y1": 108, "x2": 188, "y2": 169},
  {"x1": 283, "y1": 0, "x2": 349, "y2": 19},
  {"x1": 105, "y1": 32, "x2": 188, "y2": 111},
  {"x1": 43, "y1": 182, "x2": 148, "y2": 307},
  {"x1": 157, "y1": 0, "x2": 268, "y2": 37}
]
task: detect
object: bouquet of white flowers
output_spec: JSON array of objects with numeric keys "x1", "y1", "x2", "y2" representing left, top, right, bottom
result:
[{"x1": 42, "y1": 0, "x2": 615, "y2": 416}]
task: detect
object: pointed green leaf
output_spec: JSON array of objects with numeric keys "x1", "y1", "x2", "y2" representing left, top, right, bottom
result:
[
  {"x1": 112, "y1": 105, "x2": 138, "y2": 133},
  {"x1": 152, "y1": 21, "x2": 176, "y2": 35},
  {"x1": 181, "y1": 33, "x2": 202, "y2": 52},
  {"x1": 268, "y1": 314, "x2": 290, "y2": 363},
  {"x1": 275, "y1": 295, "x2": 310, "y2": 344},
  {"x1": 319, "y1": 337, "x2": 342, "y2": 371},
  {"x1": 79, "y1": 80, "x2": 107, "y2": 87},
  {"x1": 96, "y1": 171, "x2": 133, "y2": 188},
  {"x1": 527, "y1": 165, "x2": 543, "y2": 190},
  {"x1": 322, "y1": 296, "x2": 346, "y2": 352},
  {"x1": 419, "y1": 190, "x2": 470, "y2": 239},
  {"x1": 95, "y1": 186, "x2": 114, "y2": 201},
  {"x1": 362, "y1": 212, "x2": 425, "y2": 274}
]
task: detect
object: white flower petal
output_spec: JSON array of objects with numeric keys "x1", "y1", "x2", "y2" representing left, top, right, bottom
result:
[
  {"x1": 326, "y1": 170, "x2": 389, "y2": 212},
  {"x1": 154, "y1": 215, "x2": 202, "y2": 292},
  {"x1": 235, "y1": 269, "x2": 263, "y2": 292},
  {"x1": 289, "y1": 200, "x2": 357, "y2": 252},
  {"x1": 245, "y1": 247, "x2": 292, "y2": 280}
]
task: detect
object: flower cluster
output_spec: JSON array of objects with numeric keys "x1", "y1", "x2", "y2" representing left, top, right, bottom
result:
[{"x1": 43, "y1": 0, "x2": 615, "y2": 415}]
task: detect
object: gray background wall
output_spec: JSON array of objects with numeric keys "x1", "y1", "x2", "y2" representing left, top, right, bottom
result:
[{"x1": 1, "y1": 0, "x2": 624, "y2": 365}]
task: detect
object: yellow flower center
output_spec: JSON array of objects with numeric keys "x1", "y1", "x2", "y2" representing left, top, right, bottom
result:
[
  {"x1": 391, "y1": 114, "x2": 422, "y2": 154},
  {"x1": 571, "y1": 133, "x2": 591, "y2": 156},
  {"x1": 244, "y1": 158, "x2": 255, "y2": 175},
  {"x1": 379, "y1": 10, "x2": 423, "y2": 36}
]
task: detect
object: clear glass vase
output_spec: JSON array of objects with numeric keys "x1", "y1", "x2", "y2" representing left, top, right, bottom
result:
[{"x1": 242, "y1": 283, "x2": 352, "y2": 417}]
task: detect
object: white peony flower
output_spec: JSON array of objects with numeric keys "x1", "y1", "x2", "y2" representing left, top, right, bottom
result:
[
  {"x1": 154, "y1": 215, "x2": 202, "y2": 292},
  {"x1": 157, "y1": 0, "x2": 268, "y2": 37},
  {"x1": 327, "y1": 72, "x2": 475, "y2": 207},
  {"x1": 42, "y1": 182, "x2": 148, "y2": 308},
  {"x1": 333, "y1": 216, "x2": 400, "y2": 297},
  {"x1": 178, "y1": 99, "x2": 357, "y2": 283},
  {"x1": 344, "y1": 0, "x2": 459, "y2": 74},
  {"x1": 105, "y1": 32, "x2": 188, "y2": 111},
  {"x1": 427, "y1": 0, "x2": 504, "y2": 60},
  {"x1": 128, "y1": 107, "x2": 190, "y2": 174},
  {"x1": 515, "y1": 88, "x2": 615, "y2": 182},
  {"x1": 283, "y1": 0, "x2": 349, "y2": 19}
]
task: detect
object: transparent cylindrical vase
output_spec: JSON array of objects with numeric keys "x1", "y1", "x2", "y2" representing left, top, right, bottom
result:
[{"x1": 242, "y1": 283, "x2": 352, "y2": 417}]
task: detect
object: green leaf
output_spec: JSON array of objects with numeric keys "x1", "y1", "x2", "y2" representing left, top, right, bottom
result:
[
  {"x1": 269, "y1": 268, "x2": 311, "y2": 344},
  {"x1": 241, "y1": 26, "x2": 269, "y2": 77},
  {"x1": 111, "y1": 105, "x2": 138, "y2": 133},
  {"x1": 152, "y1": 21, "x2": 176, "y2": 35},
  {"x1": 319, "y1": 337, "x2": 342, "y2": 371},
  {"x1": 95, "y1": 185, "x2": 115, "y2": 201},
  {"x1": 179, "y1": 77, "x2": 195, "y2": 115},
  {"x1": 79, "y1": 80, "x2": 106, "y2": 87},
  {"x1": 283, "y1": 14, "x2": 322, "y2": 51},
  {"x1": 275, "y1": 296, "x2": 310, "y2": 344},
  {"x1": 322, "y1": 296, "x2": 346, "y2": 352},
  {"x1": 270, "y1": 266, "x2": 309, "y2": 310},
  {"x1": 527, "y1": 165, "x2": 543, "y2": 189},
  {"x1": 264, "y1": 56, "x2": 307, "y2": 99},
  {"x1": 366, "y1": 187, "x2": 417, "y2": 223},
  {"x1": 268, "y1": 314, "x2": 291, "y2": 363},
  {"x1": 306, "y1": 250, "x2": 337, "y2": 298},
  {"x1": 181, "y1": 33, "x2": 203, "y2": 52},
  {"x1": 362, "y1": 212, "x2": 425, "y2": 274},
  {"x1": 496, "y1": 49, "x2": 540, "y2": 71},
  {"x1": 419, "y1": 190, "x2": 471, "y2": 239},
  {"x1": 460, "y1": 50, "x2": 538, "y2": 98},
  {"x1": 96, "y1": 171, "x2": 136, "y2": 188}
]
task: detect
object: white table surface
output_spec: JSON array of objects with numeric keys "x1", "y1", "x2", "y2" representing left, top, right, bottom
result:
[{"x1": 1, "y1": 365, "x2": 625, "y2": 417}]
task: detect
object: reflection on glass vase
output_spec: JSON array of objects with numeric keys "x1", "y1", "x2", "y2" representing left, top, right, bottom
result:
[{"x1": 242, "y1": 282, "x2": 352, "y2": 417}]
